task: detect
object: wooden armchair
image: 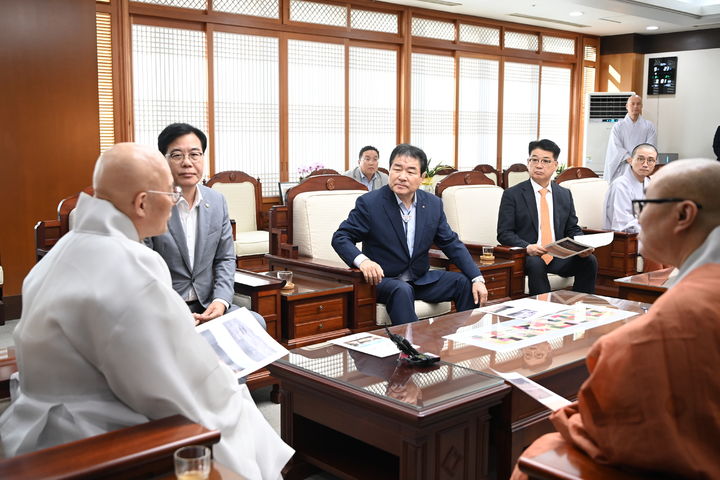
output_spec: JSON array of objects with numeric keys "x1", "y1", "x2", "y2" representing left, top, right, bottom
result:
[
  {"x1": 556, "y1": 169, "x2": 641, "y2": 297},
  {"x1": 267, "y1": 175, "x2": 376, "y2": 332},
  {"x1": 0, "y1": 415, "x2": 220, "y2": 479},
  {"x1": 205, "y1": 171, "x2": 269, "y2": 272},
  {"x1": 435, "y1": 171, "x2": 527, "y2": 298},
  {"x1": 306, "y1": 168, "x2": 340, "y2": 177},
  {"x1": 518, "y1": 436, "x2": 656, "y2": 480},
  {"x1": 503, "y1": 163, "x2": 530, "y2": 189},
  {"x1": 35, "y1": 187, "x2": 93, "y2": 261},
  {"x1": 267, "y1": 174, "x2": 452, "y2": 330},
  {"x1": 428, "y1": 166, "x2": 457, "y2": 192},
  {"x1": 472, "y1": 164, "x2": 502, "y2": 187}
]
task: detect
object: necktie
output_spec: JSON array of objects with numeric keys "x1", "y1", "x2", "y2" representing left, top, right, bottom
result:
[{"x1": 539, "y1": 188, "x2": 553, "y2": 264}]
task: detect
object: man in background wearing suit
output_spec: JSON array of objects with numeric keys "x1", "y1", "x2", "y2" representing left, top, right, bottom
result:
[
  {"x1": 146, "y1": 123, "x2": 255, "y2": 326},
  {"x1": 332, "y1": 143, "x2": 488, "y2": 325},
  {"x1": 497, "y1": 139, "x2": 597, "y2": 295}
]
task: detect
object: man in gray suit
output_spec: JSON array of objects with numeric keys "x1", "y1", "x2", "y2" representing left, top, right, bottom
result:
[
  {"x1": 145, "y1": 123, "x2": 237, "y2": 325},
  {"x1": 344, "y1": 145, "x2": 389, "y2": 191}
]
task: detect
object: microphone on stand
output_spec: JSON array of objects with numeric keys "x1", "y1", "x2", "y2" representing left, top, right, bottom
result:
[{"x1": 384, "y1": 327, "x2": 440, "y2": 367}]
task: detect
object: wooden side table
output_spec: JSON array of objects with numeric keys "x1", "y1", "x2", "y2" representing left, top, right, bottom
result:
[
  {"x1": 280, "y1": 274, "x2": 353, "y2": 349},
  {"x1": 233, "y1": 269, "x2": 284, "y2": 341},
  {"x1": 430, "y1": 250, "x2": 514, "y2": 303},
  {"x1": 613, "y1": 267, "x2": 673, "y2": 303}
]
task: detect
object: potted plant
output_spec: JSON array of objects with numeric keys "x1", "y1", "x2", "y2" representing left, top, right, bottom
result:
[{"x1": 421, "y1": 159, "x2": 454, "y2": 191}]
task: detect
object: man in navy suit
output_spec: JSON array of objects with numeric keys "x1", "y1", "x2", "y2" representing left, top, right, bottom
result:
[
  {"x1": 332, "y1": 144, "x2": 488, "y2": 325},
  {"x1": 497, "y1": 139, "x2": 597, "y2": 295}
]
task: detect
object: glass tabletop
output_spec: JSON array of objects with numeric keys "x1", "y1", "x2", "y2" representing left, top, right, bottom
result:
[
  {"x1": 276, "y1": 290, "x2": 651, "y2": 408},
  {"x1": 614, "y1": 267, "x2": 676, "y2": 288},
  {"x1": 402, "y1": 291, "x2": 650, "y2": 379},
  {"x1": 279, "y1": 346, "x2": 502, "y2": 410}
]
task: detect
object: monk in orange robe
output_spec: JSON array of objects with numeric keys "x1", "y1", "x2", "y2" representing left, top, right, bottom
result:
[{"x1": 512, "y1": 158, "x2": 720, "y2": 480}]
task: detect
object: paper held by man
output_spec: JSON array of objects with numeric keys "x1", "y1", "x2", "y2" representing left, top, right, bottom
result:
[
  {"x1": 196, "y1": 307, "x2": 289, "y2": 379},
  {"x1": 544, "y1": 232, "x2": 614, "y2": 259}
]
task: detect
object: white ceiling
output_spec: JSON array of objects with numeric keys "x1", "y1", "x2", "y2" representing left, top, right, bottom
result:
[{"x1": 381, "y1": 0, "x2": 720, "y2": 36}]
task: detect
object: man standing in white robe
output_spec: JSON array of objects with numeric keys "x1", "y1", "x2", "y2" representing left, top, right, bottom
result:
[
  {"x1": 603, "y1": 143, "x2": 657, "y2": 232},
  {"x1": 0, "y1": 143, "x2": 293, "y2": 479},
  {"x1": 603, "y1": 95, "x2": 657, "y2": 183}
]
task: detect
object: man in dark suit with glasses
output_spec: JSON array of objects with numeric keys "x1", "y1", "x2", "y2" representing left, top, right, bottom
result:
[{"x1": 497, "y1": 139, "x2": 597, "y2": 295}]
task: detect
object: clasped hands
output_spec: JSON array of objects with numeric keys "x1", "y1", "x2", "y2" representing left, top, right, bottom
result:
[{"x1": 358, "y1": 259, "x2": 488, "y2": 306}]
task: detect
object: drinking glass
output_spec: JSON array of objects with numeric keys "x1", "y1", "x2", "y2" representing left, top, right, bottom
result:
[{"x1": 174, "y1": 445, "x2": 211, "y2": 480}]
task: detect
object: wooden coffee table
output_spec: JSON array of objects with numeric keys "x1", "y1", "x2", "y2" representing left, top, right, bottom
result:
[{"x1": 268, "y1": 291, "x2": 651, "y2": 480}]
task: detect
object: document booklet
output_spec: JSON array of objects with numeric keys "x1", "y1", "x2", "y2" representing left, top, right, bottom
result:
[
  {"x1": 196, "y1": 307, "x2": 289, "y2": 379},
  {"x1": 329, "y1": 332, "x2": 411, "y2": 358},
  {"x1": 491, "y1": 369, "x2": 572, "y2": 411},
  {"x1": 544, "y1": 232, "x2": 613, "y2": 259}
]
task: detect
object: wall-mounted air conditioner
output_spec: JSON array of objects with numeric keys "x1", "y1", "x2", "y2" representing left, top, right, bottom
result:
[{"x1": 583, "y1": 92, "x2": 633, "y2": 176}]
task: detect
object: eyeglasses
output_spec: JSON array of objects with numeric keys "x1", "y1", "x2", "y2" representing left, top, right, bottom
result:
[
  {"x1": 147, "y1": 186, "x2": 182, "y2": 203},
  {"x1": 527, "y1": 157, "x2": 555, "y2": 165},
  {"x1": 633, "y1": 156, "x2": 657, "y2": 165},
  {"x1": 166, "y1": 151, "x2": 203, "y2": 163},
  {"x1": 631, "y1": 198, "x2": 703, "y2": 217}
]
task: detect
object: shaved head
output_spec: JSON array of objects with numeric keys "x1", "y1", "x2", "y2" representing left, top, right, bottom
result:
[
  {"x1": 639, "y1": 159, "x2": 720, "y2": 265},
  {"x1": 93, "y1": 143, "x2": 175, "y2": 239},
  {"x1": 650, "y1": 159, "x2": 720, "y2": 225}
]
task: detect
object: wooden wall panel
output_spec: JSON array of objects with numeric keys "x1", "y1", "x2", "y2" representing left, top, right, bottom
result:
[
  {"x1": 0, "y1": 0, "x2": 99, "y2": 295},
  {"x1": 598, "y1": 53, "x2": 644, "y2": 94}
]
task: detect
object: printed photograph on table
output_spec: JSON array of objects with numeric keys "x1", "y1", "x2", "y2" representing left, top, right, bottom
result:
[{"x1": 445, "y1": 304, "x2": 638, "y2": 352}]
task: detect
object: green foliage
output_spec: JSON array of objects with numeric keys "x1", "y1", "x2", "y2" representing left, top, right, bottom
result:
[{"x1": 425, "y1": 158, "x2": 454, "y2": 178}]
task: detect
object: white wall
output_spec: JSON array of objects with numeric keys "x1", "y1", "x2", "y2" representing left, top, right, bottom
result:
[{"x1": 642, "y1": 48, "x2": 720, "y2": 159}]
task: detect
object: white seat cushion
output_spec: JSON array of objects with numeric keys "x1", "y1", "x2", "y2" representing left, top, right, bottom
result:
[
  {"x1": 234, "y1": 230, "x2": 269, "y2": 256},
  {"x1": 560, "y1": 178, "x2": 609, "y2": 230},
  {"x1": 211, "y1": 182, "x2": 257, "y2": 232},
  {"x1": 506, "y1": 170, "x2": 530, "y2": 188},
  {"x1": 524, "y1": 274, "x2": 574, "y2": 294},
  {"x1": 443, "y1": 184, "x2": 504, "y2": 245},
  {"x1": 293, "y1": 189, "x2": 365, "y2": 263},
  {"x1": 484, "y1": 172, "x2": 498, "y2": 185},
  {"x1": 375, "y1": 300, "x2": 452, "y2": 326}
]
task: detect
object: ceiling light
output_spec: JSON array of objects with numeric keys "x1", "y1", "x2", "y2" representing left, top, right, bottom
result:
[
  {"x1": 569, "y1": 11, "x2": 584, "y2": 17},
  {"x1": 646, "y1": 25, "x2": 659, "y2": 30}
]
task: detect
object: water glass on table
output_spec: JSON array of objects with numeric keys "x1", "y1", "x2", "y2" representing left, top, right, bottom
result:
[{"x1": 174, "y1": 445, "x2": 211, "y2": 480}]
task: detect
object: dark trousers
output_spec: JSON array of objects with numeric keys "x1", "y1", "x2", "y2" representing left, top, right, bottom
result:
[
  {"x1": 525, "y1": 254, "x2": 598, "y2": 295},
  {"x1": 376, "y1": 271, "x2": 475, "y2": 325}
]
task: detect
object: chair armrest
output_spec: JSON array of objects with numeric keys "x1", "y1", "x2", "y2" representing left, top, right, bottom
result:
[
  {"x1": 518, "y1": 439, "x2": 654, "y2": 480},
  {"x1": 0, "y1": 415, "x2": 220, "y2": 480}
]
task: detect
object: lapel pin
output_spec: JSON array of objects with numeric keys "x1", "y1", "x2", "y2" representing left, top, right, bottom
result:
[{"x1": 204, "y1": 203, "x2": 209, "y2": 208}]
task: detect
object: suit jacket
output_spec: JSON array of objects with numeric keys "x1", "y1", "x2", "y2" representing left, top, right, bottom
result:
[
  {"x1": 497, "y1": 179, "x2": 583, "y2": 248},
  {"x1": 343, "y1": 166, "x2": 389, "y2": 191},
  {"x1": 332, "y1": 185, "x2": 481, "y2": 284},
  {"x1": 146, "y1": 185, "x2": 235, "y2": 308}
]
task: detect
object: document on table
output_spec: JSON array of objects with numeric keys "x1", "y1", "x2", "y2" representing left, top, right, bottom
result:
[
  {"x1": 328, "y1": 332, "x2": 404, "y2": 358},
  {"x1": 446, "y1": 302, "x2": 637, "y2": 352},
  {"x1": 197, "y1": 307, "x2": 289, "y2": 379},
  {"x1": 491, "y1": 369, "x2": 572, "y2": 411}
]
